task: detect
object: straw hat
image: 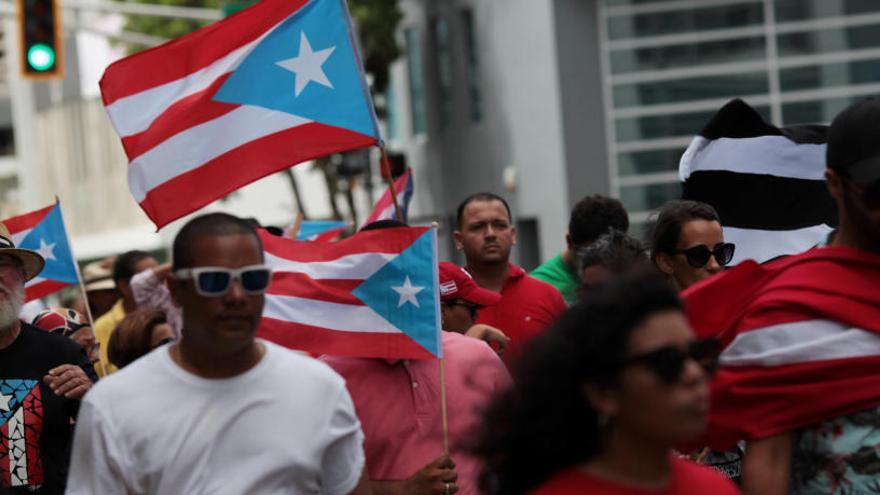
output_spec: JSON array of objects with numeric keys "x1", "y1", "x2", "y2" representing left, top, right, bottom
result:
[{"x1": 0, "y1": 223, "x2": 45, "y2": 281}]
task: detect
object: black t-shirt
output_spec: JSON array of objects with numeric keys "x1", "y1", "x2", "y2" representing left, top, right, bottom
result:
[{"x1": 0, "y1": 323, "x2": 97, "y2": 495}]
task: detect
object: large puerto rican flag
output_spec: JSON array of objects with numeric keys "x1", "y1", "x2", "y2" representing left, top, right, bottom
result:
[
  {"x1": 362, "y1": 167, "x2": 414, "y2": 226},
  {"x1": 100, "y1": 0, "x2": 380, "y2": 229},
  {"x1": 682, "y1": 246, "x2": 880, "y2": 449},
  {"x1": 258, "y1": 226, "x2": 442, "y2": 359},
  {"x1": 2, "y1": 202, "x2": 79, "y2": 301},
  {"x1": 0, "y1": 380, "x2": 44, "y2": 489}
]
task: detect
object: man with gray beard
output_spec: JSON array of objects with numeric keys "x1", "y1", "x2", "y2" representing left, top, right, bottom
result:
[{"x1": 0, "y1": 224, "x2": 97, "y2": 495}]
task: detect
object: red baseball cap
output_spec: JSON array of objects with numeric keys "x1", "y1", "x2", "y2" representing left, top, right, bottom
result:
[{"x1": 438, "y1": 262, "x2": 501, "y2": 307}]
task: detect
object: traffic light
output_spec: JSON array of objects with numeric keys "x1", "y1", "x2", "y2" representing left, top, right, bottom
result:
[{"x1": 17, "y1": 0, "x2": 63, "y2": 79}]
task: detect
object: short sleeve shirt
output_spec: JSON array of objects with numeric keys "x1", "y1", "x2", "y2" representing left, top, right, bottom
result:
[
  {"x1": 476, "y1": 264, "x2": 567, "y2": 367},
  {"x1": 791, "y1": 405, "x2": 880, "y2": 494},
  {"x1": 531, "y1": 253, "x2": 580, "y2": 305},
  {"x1": 66, "y1": 341, "x2": 365, "y2": 495},
  {"x1": 0, "y1": 324, "x2": 97, "y2": 495}
]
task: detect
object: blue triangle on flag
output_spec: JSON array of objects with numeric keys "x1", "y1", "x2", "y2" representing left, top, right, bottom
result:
[
  {"x1": 352, "y1": 230, "x2": 441, "y2": 357},
  {"x1": 18, "y1": 205, "x2": 78, "y2": 284},
  {"x1": 0, "y1": 379, "x2": 39, "y2": 424},
  {"x1": 213, "y1": 0, "x2": 379, "y2": 139}
]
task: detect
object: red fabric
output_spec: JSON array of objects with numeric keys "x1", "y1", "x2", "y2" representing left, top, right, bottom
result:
[
  {"x1": 530, "y1": 457, "x2": 738, "y2": 495},
  {"x1": 138, "y1": 122, "x2": 375, "y2": 228},
  {"x1": 682, "y1": 246, "x2": 880, "y2": 448},
  {"x1": 475, "y1": 264, "x2": 566, "y2": 367}
]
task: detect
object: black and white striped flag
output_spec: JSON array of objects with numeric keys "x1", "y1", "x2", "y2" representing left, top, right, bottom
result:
[{"x1": 680, "y1": 99, "x2": 838, "y2": 264}]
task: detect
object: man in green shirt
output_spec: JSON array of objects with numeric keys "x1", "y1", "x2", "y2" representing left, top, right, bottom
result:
[{"x1": 531, "y1": 195, "x2": 629, "y2": 304}]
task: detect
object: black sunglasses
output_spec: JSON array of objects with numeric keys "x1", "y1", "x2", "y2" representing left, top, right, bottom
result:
[
  {"x1": 671, "y1": 243, "x2": 735, "y2": 269},
  {"x1": 622, "y1": 338, "x2": 722, "y2": 384}
]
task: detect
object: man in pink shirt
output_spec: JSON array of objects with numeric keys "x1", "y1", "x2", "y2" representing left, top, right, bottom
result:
[{"x1": 322, "y1": 263, "x2": 511, "y2": 495}]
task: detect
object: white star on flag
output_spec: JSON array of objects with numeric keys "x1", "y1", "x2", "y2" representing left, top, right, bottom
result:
[
  {"x1": 276, "y1": 31, "x2": 336, "y2": 97},
  {"x1": 391, "y1": 276, "x2": 424, "y2": 308},
  {"x1": 37, "y1": 238, "x2": 56, "y2": 261},
  {"x1": 0, "y1": 392, "x2": 11, "y2": 412}
]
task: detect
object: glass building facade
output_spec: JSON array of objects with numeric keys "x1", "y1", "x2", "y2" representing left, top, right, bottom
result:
[{"x1": 599, "y1": 0, "x2": 880, "y2": 222}]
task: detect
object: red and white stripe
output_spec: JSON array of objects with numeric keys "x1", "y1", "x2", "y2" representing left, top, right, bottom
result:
[
  {"x1": 683, "y1": 247, "x2": 880, "y2": 449},
  {"x1": 363, "y1": 168, "x2": 412, "y2": 226},
  {"x1": 2, "y1": 205, "x2": 67, "y2": 301},
  {"x1": 257, "y1": 227, "x2": 436, "y2": 359},
  {"x1": 100, "y1": 0, "x2": 376, "y2": 228}
]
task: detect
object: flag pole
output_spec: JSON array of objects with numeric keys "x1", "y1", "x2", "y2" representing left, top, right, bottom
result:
[
  {"x1": 289, "y1": 211, "x2": 304, "y2": 240},
  {"x1": 429, "y1": 221, "x2": 449, "y2": 454},
  {"x1": 439, "y1": 357, "x2": 449, "y2": 454},
  {"x1": 379, "y1": 145, "x2": 404, "y2": 223},
  {"x1": 56, "y1": 197, "x2": 107, "y2": 377}
]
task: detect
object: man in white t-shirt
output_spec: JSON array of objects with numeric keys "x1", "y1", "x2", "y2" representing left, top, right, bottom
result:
[{"x1": 66, "y1": 213, "x2": 370, "y2": 495}]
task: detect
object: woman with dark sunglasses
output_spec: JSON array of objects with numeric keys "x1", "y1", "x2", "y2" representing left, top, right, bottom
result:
[
  {"x1": 650, "y1": 200, "x2": 735, "y2": 290},
  {"x1": 473, "y1": 271, "x2": 738, "y2": 494}
]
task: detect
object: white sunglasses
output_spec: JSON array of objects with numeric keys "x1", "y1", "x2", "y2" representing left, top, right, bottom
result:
[{"x1": 174, "y1": 265, "x2": 272, "y2": 297}]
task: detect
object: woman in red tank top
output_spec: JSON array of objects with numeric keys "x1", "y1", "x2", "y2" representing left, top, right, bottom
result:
[{"x1": 473, "y1": 271, "x2": 738, "y2": 494}]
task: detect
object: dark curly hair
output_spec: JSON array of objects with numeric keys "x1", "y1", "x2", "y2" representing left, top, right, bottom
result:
[
  {"x1": 569, "y1": 195, "x2": 629, "y2": 247},
  {"x1": 473, "y1": 270, "x2": 682, "y2": 494}
]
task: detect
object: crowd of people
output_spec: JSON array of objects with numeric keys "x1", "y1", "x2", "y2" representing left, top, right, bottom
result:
[{"x1": 0, "y1": 99, "x2": 878, "y2": 495}]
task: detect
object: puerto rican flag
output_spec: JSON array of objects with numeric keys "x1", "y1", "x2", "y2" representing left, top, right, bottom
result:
[
  {"x1": 99, "y1": 0, "x2": 380, "y2": 229},
  {"x1": 2, "y1": 202, "x2": 79, "y2": 302},
  {"x1": 0, "y1": 380, "x2": 43, "y2": 489},
  {"x1": 362, "y1": 167, "x2": 414, "y2": 226},
  {"x1": 258, "y1": 226, "x2": 442, "y2": 359},
  {"x1": 295, "y1": 220, "x2": 348, "y2": 242},
  {"x1": 683, "y1": 246, "x2": 880, "y2": 449}
]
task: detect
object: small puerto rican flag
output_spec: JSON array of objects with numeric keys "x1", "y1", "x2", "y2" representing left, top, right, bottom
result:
[
  {"x1": 259, "y1": 225, "x2": 441, "y2": 359},
  {"x1": 2, "y1": 202, "x2": 79, "y2": 301}
]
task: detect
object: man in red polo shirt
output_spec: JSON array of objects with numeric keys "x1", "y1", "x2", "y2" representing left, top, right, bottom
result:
[{"x1": 453, "y1": 193, "x2": 567, "y2": 367}]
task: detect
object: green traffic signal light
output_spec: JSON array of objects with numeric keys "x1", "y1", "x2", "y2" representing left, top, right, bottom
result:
[{"x1": 27, "y1": 43, "x2": 55, "y2": 71}]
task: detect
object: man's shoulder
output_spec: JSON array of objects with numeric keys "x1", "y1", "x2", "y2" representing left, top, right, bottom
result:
[
  {"x1": 85, "y1": 349, "x2": 165, "y2": 402},
  {"x1": 264, "y1": 341, "x2": 346, "y2": 389},
  {"x1": 530, "y1": 254, "x2": 565, "y2": 281},
  {"x1": 18, "y1": 322, "x2": 82, "y2": 357},
  {"x1": 442, "y1": 331, "x2": 501, "y2": 363}
]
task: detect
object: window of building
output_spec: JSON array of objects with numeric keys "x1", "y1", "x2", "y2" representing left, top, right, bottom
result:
[
  {"x1": 613, "y1": 72, "x2": 769, "y2": 108},
  {"x1": 607, "y1": 2, "x2": 763, "y2": 40},
  {"x1": 461, "y1": 8, "x2": 482, "y2": 122},
  {"x1": 618, "y1": 148, "x2": 688, "y2": 176},
  {"x1": 775, "y1": 0, "x2": 880, "y2": 22},
  {"x1": 782, "y1": 96, "x2": 874, "y2": 125},
  {"x1": 431, "y1": 17, "x2": 453, "y2": 129},
  {"x1": 778, "y1": 24, "x2": 880, "y2": 57},
  {"x1": 780, "y1": 58, "x2": 880, "y2": 92},
  {"x1": 620, "y1": 182, "x2": 682, "y2": 213},
  {"x1": 404, "y1": 27, "x2": 427, "y2": 136},
  {"x1": 610, "y1": 36, "x2": 765, "y2": 74}
]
